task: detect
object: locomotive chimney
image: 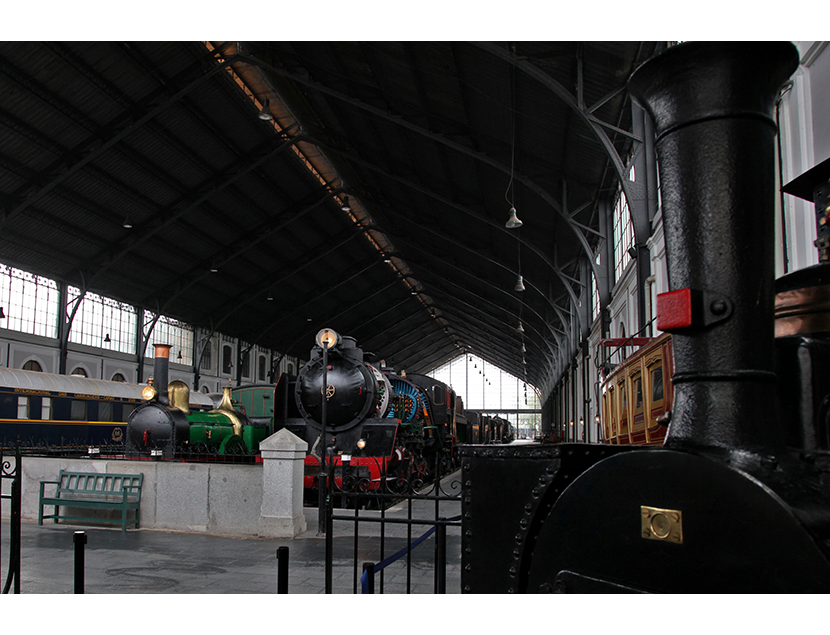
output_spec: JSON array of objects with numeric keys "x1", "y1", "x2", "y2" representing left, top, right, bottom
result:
[
  {"x1": 152, "y1": 343, "x2": 172, "y2": 405},
  {"x1": 628, "y1": 42, "x2": 799, "y2": 453}
]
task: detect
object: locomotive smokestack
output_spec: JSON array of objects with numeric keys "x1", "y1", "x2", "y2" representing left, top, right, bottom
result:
[
  {"x1": 152, "y1": 343, "x2": 172, "y2": 405},
  {"x1": 628, "y1": 42, "x2": 799, "y2": 453}
]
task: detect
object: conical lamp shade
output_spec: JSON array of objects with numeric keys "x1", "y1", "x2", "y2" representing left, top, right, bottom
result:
[
  {"x1": 514, "y1": 275, "x2": 525, "y2": 292},
  {"x1": 505, "y1": 207, "x2": 523, "y2": 229}
]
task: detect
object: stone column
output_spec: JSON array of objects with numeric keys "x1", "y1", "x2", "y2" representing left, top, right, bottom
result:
[{"x1": 258, "y1": 429, "x2": 308, "y2": 538}]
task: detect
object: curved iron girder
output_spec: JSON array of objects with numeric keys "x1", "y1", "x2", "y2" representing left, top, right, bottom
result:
[
  {"x1": 357, "y1": 192, "x2": 577, "y2": 335},
  {"x1": 402, "y1": 262, "x2": 560, "y2": 386},
  {"x1": 427, "y1": 299, "x2": 553, "y2": 389},
  {"x1": 148, "y1": 187, "x2": 340, "y2": 315},
  {"x1": 158, "y1": 205, "x2": 362, "y2": 346},
  {"x1": 473, "y1": 42, "x2": 644, "y2": 282},
  {"x1": 238, "y1": 51, "x2": 598, "y2": 293},
  {"x1": 426, "y1": 286, "x2": 556, "y2": 385},
  {"x1": 253, "y1": 264, "x2": 396, "y2": 345},
  {"x1": 303, "y1": 135, "x2": 585, "y2": 316},
  {"x1": 87, "y1": 136, "x2": 303, "y2": 302},
  {"x1": 270, "y1": 277, "x2": 410, "y2": 360},
  {"x1": 360, "y1": 308, "x2": 429, "y2": 350},
  {"x1": 388, "y1": 231, "x2": 566, "y2": 352},
  {"x1": 0, "y1": 49, "x2": 241, "y2": 226}
]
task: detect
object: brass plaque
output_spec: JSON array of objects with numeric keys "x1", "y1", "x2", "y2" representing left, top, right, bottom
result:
[{"x1": 641, "y1": 505, "x2": 683, "y2": 544}]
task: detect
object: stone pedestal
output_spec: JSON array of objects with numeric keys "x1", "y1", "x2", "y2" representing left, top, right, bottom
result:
[{"x1": 258, "y1": 428, "x2": 308, "y2": 538}]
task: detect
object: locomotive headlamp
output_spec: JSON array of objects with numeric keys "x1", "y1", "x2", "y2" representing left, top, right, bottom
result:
[
  {"x1": 141, "y1": 385, "x2": 158, "y2": 401},
  {"x1": 356, "y1": 438, "x2": 367, "y2": 450},
  {"x1": 316, "y1": 328, "x2": 340, "y2": 349}
]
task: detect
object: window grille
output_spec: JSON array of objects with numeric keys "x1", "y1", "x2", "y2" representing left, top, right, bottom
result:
[
  {"x1": 144, "y1": 312, "x2": 194, "y2": 363},
  {"x1": 591, "y1": 253, "x2": 601, "y2": 322},
  {"x1": 0, "y1": 263, "x2": 59, "y2": 338},
  {"x1": 200, "y1": 340, "x2": 213, "y2": 371},
  {"x1": 613, "y1": 166, "x2": 636, "y2": 283},
  {"x1": 68, "y1": 287, "x2": 136, "y2": 354}
]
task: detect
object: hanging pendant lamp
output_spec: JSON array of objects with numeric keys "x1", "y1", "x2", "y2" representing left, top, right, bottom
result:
[
  {"x1": 505, "y1": 207, "x2": 523, "y2": 229},
  {"x1": 514, "y1": 275, "x2": 525, "y2": 292}
]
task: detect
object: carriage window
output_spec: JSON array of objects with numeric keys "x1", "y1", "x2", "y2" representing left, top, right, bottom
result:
[
  {"x1": 99, "y1": 401, "x2": 113, "y2": 422},
  {"x1": 17, "y1": 396, "x2": 29, "y2": 419},
  {"x1": 432, "y1": 385, "x2": 445, "y2": 406},
  {"x1": 651, "y1": 366, "x2": 664, "y2": 402},
  {"x1": 70, "y1": 400, "x2": 86, "y2": 420},
  {"x1": 620, "y1": 380, "x2": 627, "y2": 413},
  {"x1": 42, "y1": 397, "x2": 51, "y2": 420},
  {"x1": 634, "y1": 376, "x2": 643, "y2": 411}
]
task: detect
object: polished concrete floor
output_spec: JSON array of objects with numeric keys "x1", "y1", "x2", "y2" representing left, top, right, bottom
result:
[{"x1": 1, "y1": 473, "x2": 462, "y2": 594}]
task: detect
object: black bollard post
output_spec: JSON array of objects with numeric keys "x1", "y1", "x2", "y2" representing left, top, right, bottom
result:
[
  {"x1": 362, "y1": 562, "x2": 375, "y2": 594},
  {"x1": 73, "y1": 531, "x2": 87, "y2": 594},
  {"x1": 276, "y1": 546, "x2": 289, "y2": 594},
  {"x1": 435, "y1": 518, "x2": 446, "y2": 594}
]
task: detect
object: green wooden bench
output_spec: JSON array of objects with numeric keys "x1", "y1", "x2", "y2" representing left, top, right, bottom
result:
[{"x1": 38, "y1": 470, "x2": 143, "y2": 531}]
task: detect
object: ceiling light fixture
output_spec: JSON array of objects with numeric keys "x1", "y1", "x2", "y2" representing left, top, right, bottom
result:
[
  {"x1": 122, "y1": 217, "x2": 133, "y2": 229},
  {"x1": 504, "y1": 43, "x2": 522, "y2": 230},
  {"x1": 341, "y1": 196, "x2": 351, "y2": 212},
  {"x1": 505, "y1": 207, "x2": 523, "y2": 229},
  {"x1": 517, "y1": 322, "x2": 525, "y2": 333},
  {"x1": 514, "y1": 274, "x2": 525, "y2": 292},
  {"x1": 0, "y1": 307, "x2": 5, "y2": 319},
  {"x1": 104, "y1": 333, "x2": 111, "y2": 343},
  {"x1": 258, "y1": 98, "x2": 273, "y2": 121}
]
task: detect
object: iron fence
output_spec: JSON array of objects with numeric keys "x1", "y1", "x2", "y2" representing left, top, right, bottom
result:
[
  {"x1": 1, "y1": 446, "x2": 21, "y2": 593},
  {"x1": 321, "y1": 451, "x2": 462, "y2": 593}
]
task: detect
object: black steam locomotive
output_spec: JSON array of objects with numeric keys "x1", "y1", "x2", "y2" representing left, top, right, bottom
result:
[
  {"x1": 272, "y1": 328, "x2": 466, "y2": 489},
  {"x1": 461, "y1": 41, "x2": 830, "y2": 592},
  {"x1": 126, "y1": 344, "x2": 268, "y2": 458}
]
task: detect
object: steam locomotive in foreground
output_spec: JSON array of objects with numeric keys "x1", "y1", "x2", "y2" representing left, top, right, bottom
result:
[
  {"x1": 125, "y1": 344, "x2": 270, "y2": 457},
  {"x1": 462, "y1": 41, "x2": 830, "y2": 592},
  {"x1": 271, "y1": 328, "x2": 470, "y2": 490}
]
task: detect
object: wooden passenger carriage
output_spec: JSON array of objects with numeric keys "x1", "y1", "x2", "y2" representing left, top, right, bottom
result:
[{"x1": 600, "y1": 333, "x2": 672, "y2": 446}]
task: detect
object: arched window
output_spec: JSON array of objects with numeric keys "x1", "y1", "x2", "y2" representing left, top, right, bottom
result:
[
  {"x1": 619, "y1": 322, "x2": 626, "y2": 339},
  {"x1": 222, "y1": 345, "x2": 232, "y2": 374},
  {"x1": 201, "y1": 385, "x2": 209, "y2": 393},
  {"x1": 287, "y1": 363, "x2": 294, "y2": 376},
  {"x1": 111, "y1": 373, "x2": 126, "y2": 382},
  {"x1": 71, "y1": 367, "x2": 88, "y2": 377},
  {"x1": 200, "y1": 342, "x2": 212, "y2": 371},
  {"x1": 258, "y1": 355, "x2": 266, "y2": 382},
  {"x1": 22, "y1": 359, "x2": 43, "y2": 372}
]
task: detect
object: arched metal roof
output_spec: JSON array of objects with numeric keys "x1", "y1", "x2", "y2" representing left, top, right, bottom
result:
[{"x1": 0, "y1": 41, "x2": 663, "y2": 401}]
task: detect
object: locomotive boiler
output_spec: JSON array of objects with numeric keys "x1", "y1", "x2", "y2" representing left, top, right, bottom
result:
[
  {"x1": 272, "y1": 328, "x2": 463, "y2": 489},
  {"x1": 126, "y1": 343, "x2": 269, "y2": 457},
  {"x1": 461, "y1": 41, "x2": 830, "y2": 592}
]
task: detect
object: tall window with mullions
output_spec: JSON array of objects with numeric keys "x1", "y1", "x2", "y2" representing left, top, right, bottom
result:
[
  {"x1": 0, "y1": 263, "x2": 59, "y2": 338},
  {"x1": 613, "y1": 168, "x2": 635, "y2": 283},
  {"x1": 67, "y1": 287, "x2": 136, "y2": 354}
]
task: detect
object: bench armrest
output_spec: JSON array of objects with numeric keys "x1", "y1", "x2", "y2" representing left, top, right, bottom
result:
[
  {"x1": 39, "y1": 480, "x2": 61, "y2": 498},
  {"x1": 120, "y1": 485, "x2": 142, "y2": 501}
]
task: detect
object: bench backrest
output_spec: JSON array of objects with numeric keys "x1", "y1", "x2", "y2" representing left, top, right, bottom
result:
[{"x1": 58, "y1": 471, "x2": 143, "y2": 496}]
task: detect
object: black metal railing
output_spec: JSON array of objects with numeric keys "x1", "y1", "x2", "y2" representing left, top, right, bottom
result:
[
  {"x1": 1, "y1": 446, "x2": 21, "y2": 594},
  {"x1": 0, "y1": 439, "x2": 259, "y2": 464},
  {"x1": 321, "y1": 451, "x2": 461, "y2": 594}
]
